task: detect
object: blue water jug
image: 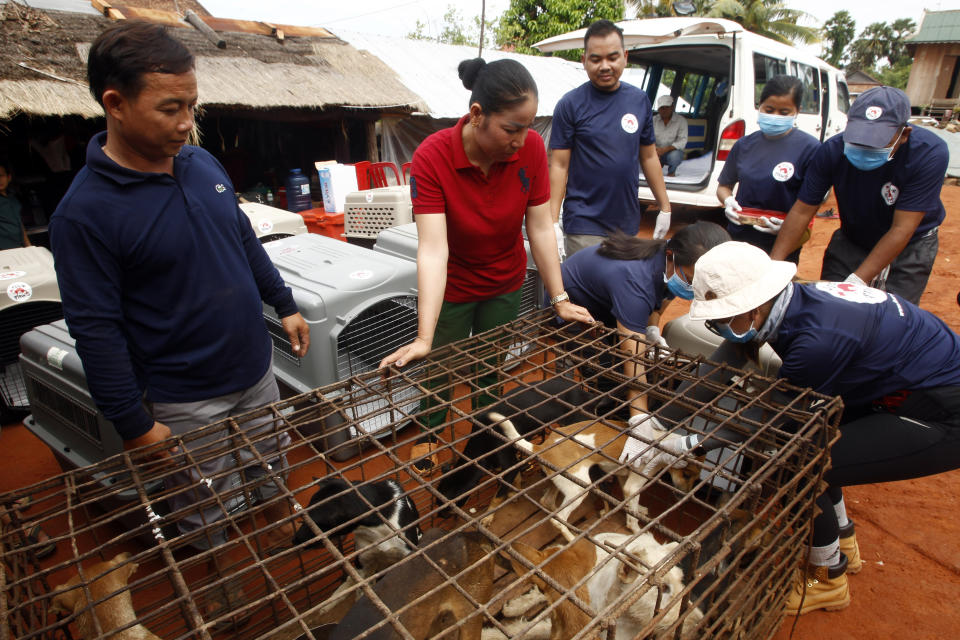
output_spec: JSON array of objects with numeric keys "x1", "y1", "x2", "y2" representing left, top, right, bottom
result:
[{"x1": 285, "y1": 168, "x2": 312, "y2": 213}]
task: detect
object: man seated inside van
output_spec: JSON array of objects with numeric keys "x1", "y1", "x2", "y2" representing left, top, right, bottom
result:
[{"x1": 653, "y1": 95, "x2": 688, "y2": 177}]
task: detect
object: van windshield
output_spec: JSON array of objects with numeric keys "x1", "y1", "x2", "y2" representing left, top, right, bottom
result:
[{"x1": 628, "y1": 44, "x2": 732, "y2": 189}]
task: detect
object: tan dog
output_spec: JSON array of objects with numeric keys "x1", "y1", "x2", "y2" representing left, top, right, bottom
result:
[
  {"x1": 496, "y1": 416, "x2": 699, "y2": 541},
  {"x1": 503, "y1": 538, "x2": 597, "y2": 640},
  {"x1": 50, "y1": 552, "x2": 161, "y2": 640}
]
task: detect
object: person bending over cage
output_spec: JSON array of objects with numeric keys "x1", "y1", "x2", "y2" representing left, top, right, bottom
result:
[
  {"x1": 623, "y1": 241, "x2": 960, "y2": 616},
  {"x1": 378, "y1": 57, "x2": 592, "y2": 474}
]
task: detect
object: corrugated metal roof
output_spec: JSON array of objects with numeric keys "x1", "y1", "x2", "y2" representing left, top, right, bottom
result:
[
  {"x1": 0, "y1": 0, "x2": 98, "y2": 14},
  {"x1": 337, "y1": 31, "x2": 590, "y2": 118},
  {"x1": 907, "y1": 9, "x2": 960, "y2": 44}
]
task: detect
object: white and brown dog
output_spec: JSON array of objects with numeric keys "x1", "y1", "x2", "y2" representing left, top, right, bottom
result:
[
  {"x1": 50, "y1": 552, "x2": 161, "y2": 640},
  {"x1": 497, "y1": 417, "x2": 699, "y2": 541}
]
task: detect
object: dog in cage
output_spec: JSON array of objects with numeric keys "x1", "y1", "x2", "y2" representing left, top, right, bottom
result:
[
  {"x1": 330, "y1": 528, "x2": 495, "y2": 640},
  {"x1": 498, "y1": 418, "x2": 700, "y2": 541},
  {"x1": 502, "y1": 538, "x2": 597, "y2": 640},
  {"x1": 437, "y1": 377, "x2": 604, "y2": 516},
  {"x1": 293, "y1": 477, "x2": 421, "y2": 576},
  {"x1": 49, "y1": 551, "x2": 162, "y2": 640},
  {"x1": 588, "y1": 532, "x2": 703, "y2": 639}
]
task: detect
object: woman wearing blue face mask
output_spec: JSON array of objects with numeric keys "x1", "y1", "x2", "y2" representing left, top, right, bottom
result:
[
  {"x1": 678, "y1": 240, "x2": 960, "y2": 617},
  {"x1": 559, "y1": 221, "x2": 729, "y2": 416},
  {"x1": 716, "y1": 75, "x2": 821, "y2": 263}
]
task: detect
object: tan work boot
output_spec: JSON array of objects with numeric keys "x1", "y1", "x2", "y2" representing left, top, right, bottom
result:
[
  {"x1": 838, "y1": 521, "x2": 862, "y2": 574},
  {"x1": 783, "y1": 553, "x2": 851, "y2": 616}
]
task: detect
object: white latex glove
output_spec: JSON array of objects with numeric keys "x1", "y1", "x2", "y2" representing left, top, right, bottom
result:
[
  {"x1": 645, "y1": 325, "x2": 668, "y2": 348},
  {"x1": 553, "y1": 222, "x2": 565, "y2": 261},
  {"x1": 653, "y1": 210, "x2": 671, "y2": 240},
  {"x1": 755, "y1": 216, "x2": 783, "y2": 235},
  {"x1": 620, "y1": 412, "x2": 667, "y2": 464},
  {"x1": 619, "y1": 412, "x2": 688, "y2": 473},
  {"x1": 843, "y1": 273, "x2": 867, "y2": 287},
  {"x1": 723, "y1": 196, "x2": 742, "y2": 225}
]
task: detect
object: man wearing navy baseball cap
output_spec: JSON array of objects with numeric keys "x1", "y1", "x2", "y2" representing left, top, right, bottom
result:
[{"x1": 769, "y1": 86, "x2": 948, "y2": 304}]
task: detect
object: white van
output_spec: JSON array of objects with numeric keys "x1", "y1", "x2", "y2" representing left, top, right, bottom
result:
[{"x1": 536, "y1": 18, "x2": 851, "y2": 209}]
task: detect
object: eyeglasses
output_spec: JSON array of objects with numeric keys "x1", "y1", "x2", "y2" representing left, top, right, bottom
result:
[{"x1": 704, "y1": 318, "x2": 731, "y2": 337}]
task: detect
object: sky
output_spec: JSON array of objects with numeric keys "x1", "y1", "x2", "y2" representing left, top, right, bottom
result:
[{"x1": 198, "y1": 0, "x2": 945, "y2": 49}]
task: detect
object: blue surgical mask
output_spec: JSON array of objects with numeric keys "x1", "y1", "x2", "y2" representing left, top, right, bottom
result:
[
  {"x1": 843, "y1": 129, "x2": 903, "y2": 171},
  {"x1": 709, "y1": 320, "x2": 758, "y2": 343},
  {"x1": 843, "y1": 143, "x2": 893, "y2": 171},
  {"x1": 757, "y1": 112, "x2": 795, "y2": 136},
  {"x1": 663, "y1": 257, "x2": 694, "y2": 300}
]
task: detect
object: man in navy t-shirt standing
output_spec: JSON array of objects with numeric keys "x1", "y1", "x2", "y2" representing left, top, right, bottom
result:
[
  {"x1": 549, "y1": 20, "x2": 673, "y2": 257},
  {"x1": 770, "y1": 86, "x2": 947, "y2": 304},
  {"x1": 49, "y1": 22, "x2": 309, "y2": 626}
]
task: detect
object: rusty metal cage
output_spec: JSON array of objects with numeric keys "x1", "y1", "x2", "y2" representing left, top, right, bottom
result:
[{"x1": 0, "y1": 311, "x2": 841, "y2": 640}]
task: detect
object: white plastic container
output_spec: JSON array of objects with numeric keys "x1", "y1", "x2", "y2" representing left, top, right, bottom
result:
[{"x1": 315, "y1": 162, "x2": 359, "y2": 213}]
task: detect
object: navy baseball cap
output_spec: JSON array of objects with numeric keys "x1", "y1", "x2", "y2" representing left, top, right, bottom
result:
[{"x1": 844, "y1": 86, "x2": 910, "y2": 148}]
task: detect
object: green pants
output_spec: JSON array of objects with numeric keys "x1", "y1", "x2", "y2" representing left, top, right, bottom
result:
[{"x1": 420, "y1": 287, "x2": 522, "y2": 430}]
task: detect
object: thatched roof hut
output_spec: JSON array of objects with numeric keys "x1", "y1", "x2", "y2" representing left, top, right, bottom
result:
[{"x1": 0, "y1": 0, "x2": 426, "y2": 120}]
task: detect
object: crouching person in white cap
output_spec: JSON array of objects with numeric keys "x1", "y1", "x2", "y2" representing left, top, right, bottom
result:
[{"x1": 663, "y1": 241, "x2": 960, "y2": 615}]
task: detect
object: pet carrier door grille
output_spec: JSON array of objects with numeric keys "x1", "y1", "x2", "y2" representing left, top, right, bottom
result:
[
  {"x1": 1, "y1": 311, "x2": 841, "y2": 640},
  {"x1": 332, "y1": 295, "x2": 419, "y2": 437}
]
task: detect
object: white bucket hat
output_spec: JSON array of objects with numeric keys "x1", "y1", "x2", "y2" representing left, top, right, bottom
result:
[{"x1": 689, "y1": 242, "x2": 796, "y2": 320}]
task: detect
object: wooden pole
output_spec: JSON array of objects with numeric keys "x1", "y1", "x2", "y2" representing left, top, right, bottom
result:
[{"x1": 184, "y1": 10, "x2": 226, "y2": 49}]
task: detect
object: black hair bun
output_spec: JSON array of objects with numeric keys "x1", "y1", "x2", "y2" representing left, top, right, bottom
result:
[{"x1": 457, "y1": 58, "x2": 487, "y2": 90}]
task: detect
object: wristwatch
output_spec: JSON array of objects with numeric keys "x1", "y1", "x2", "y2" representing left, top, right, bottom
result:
[{"x1": 549, "y1": 291, "x2": 570, "y2": 306}]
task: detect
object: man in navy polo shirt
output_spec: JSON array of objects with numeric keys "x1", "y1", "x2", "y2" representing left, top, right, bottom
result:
[
  {"x1": 549, "y1": 20, "x2": 673, "y2": 256},
  {"x1": 771, "y1": 86, "x2": 948, "y2": 304},
  {"x1": 49, "y1": 22, "x2": 308, "y2": 622}
]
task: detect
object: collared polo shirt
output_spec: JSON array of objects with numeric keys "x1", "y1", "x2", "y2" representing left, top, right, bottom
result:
[
  {"x1": 797, "y1": 127, "x2": 947, "y2": 251},
  {"x1": 50, "y1": 132, "x2": 297, "y2": 439},
  {"x1": 773, "y1": 282, "x2": 960, "y2": 406},
  {"x1": 561, "y1": 244, "x2": 668, "y2": 333},
  {"x1": 410, "y1": 115, "x2": 549, "y2": 302}
]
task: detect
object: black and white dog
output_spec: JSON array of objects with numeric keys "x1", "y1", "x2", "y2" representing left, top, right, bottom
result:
[
  {"x1": 437, "y1": 377, "x2": 605, "y2": 513},
  {"x1": 294, "y1": 478, "x2": 421, "y2": 576}
]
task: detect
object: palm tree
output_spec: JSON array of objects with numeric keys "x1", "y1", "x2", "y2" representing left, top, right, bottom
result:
[
  {"x1": 708, "y1": 0, "x2": 819, "y2": 45},
  {"x1": 627, "y1": 0, "x2": 714, "y2": 18},
  {"x1": 849, "y1": 22, "x2": 893, "y2": 71}
]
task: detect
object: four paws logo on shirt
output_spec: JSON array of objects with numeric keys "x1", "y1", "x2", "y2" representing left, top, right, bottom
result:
[
  {"x1": 215, "y1": 183, "x2": 226, "y2": 193},
  {"x1": 816, "y1": 281, "x2": 887, "y2": 304},
  {"x1": 517, "y1": 167, "x2": 530, "y2": 193},
  {"x1": 880, "y1": 182, "x2": 900, "y2": 206},
  {"x1": 771, "y1": 162, "x2": 795, "y2": 182},
  {"x1": 621, "y1": 113, "x2": 639, "y2": 134},
  {"x1": 409, "y1": 175, "x2": 417, "y2": 199}
]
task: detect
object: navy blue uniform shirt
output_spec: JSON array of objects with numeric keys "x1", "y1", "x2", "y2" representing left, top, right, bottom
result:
[
  {"x1": 50, "y1": 132, "x2": 297, "y2": 440},
  {"x1": 551, "y1": 82, "x2": 655, "y2": 236},
  {"x1": 560, "y1": 244, "x2": 667, "y2": 333},
  {"x1": 797, "y1": 127, "x2": 947, "y2": 251},
  {"x1": 718, "y1": 128, "x2": 820, "y2": 244},
  {"x1": 773, "y1": 282, "x2": 960, "y2": 406}
]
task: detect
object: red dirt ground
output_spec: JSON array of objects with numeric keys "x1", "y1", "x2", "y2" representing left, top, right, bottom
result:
[{"x1": 2, "y1": 186, "x2": 959, "y2": 638}]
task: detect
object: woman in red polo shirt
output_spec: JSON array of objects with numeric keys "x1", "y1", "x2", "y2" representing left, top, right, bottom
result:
[{"x1": 380, "y1": 57, "x2": 593, "y2": 471}]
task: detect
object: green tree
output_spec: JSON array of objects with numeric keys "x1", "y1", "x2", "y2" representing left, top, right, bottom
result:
[
  {"x1": 849, "y1": 22, "x2": 893, "y2": 72},
  {"x1": 821, "y1": 10, "x2": 855, "y2": 68},
  {"x1": 875, "y1": 59, "x2": 912, "y2": 90},
  {"x1": 407, "y1": 5, "x2": 495, "y2": 49},
  {"x1": 494, "y1": 0, "x2": 624, "y2": 61},
  {"x1": 708, "y1": 0, "x2": 819, "y2": 45},
  {"x1": 887, "y1": 18, "x2": 916, "y2": 66}
]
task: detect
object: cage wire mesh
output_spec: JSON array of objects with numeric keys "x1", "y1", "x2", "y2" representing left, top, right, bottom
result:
[{"x1": 0, "y1": 310, "x2": 841, "y2": 640}]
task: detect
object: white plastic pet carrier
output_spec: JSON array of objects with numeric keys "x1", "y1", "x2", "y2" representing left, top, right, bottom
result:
[
  {"x1": 262, "y1": 234, "x2": 420, "y2": 455},
  {"x1": 344, "y1": 186, "x2": 412, "y2": 240},
  {"x1": 239, "y1": 201, "x2": 308, "y2": 243},
  {"x1": 18, "y1": 320, "x2": 177, "y2": 543},
  {"x1": 0, "y1": 246, "x2": 63, "y2": 422}
]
